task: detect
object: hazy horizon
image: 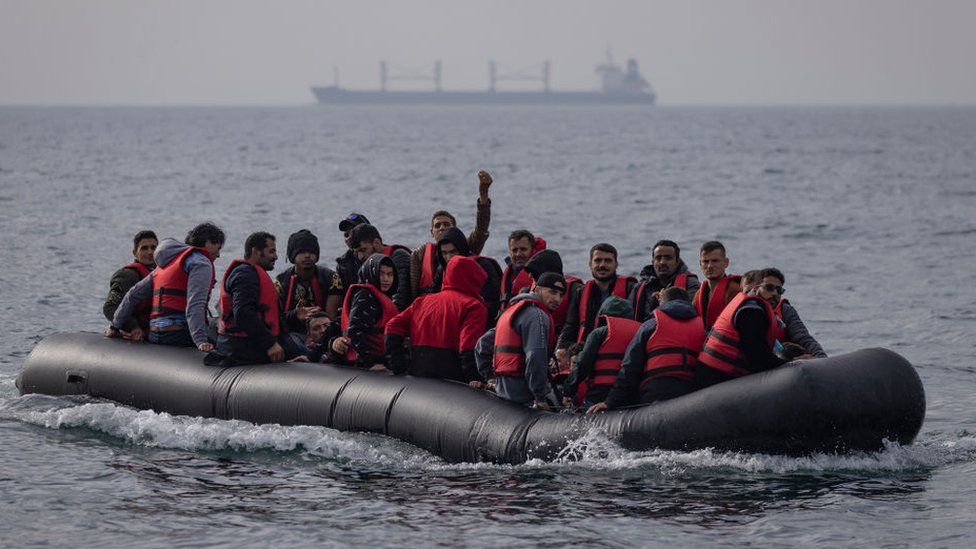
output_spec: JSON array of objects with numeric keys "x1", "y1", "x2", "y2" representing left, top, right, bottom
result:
[{"x1": 2, "y1": 0, "x2": 975, "y2": 106}]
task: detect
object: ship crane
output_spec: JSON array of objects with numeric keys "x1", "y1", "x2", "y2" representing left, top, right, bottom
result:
[
  {"x1": 488, "y1": 61, "x2": 551, "y2": 92},
  {"x1": 379, "y1": 60, "x2": 442, "y2": 92}
]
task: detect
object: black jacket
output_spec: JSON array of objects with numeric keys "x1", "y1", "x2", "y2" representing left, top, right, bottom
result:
[{"x1": 275, "y1": 265, "x2": 342, "y2": 333}]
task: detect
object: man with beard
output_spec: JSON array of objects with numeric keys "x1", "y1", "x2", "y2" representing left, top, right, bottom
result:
[
  {"x1": 275, "y1": 229, "x2": 343, "y2": 334},
  {"x1": 206, "y1": 232, "x2": 307, "y2": 366},
  {"x1": 411, "y1": 170, "x2": 493, "y2": 297},
  {"x1": 336, "y1": 212, "x2": 370, "y2": 289},
  {"x1": 757, "y1": 268, "x2": 826, "y2": 360},
  {"x1": 693, "y1": 240, "x2": 742, "y2": 330},
  {"x1": 500, "y1": 230, "x2": 546, "y2": 309},
  {"x1": 346, "y1": 223, "x2": 412, "y2": 311},
  {"x1": 554, "y1": 243, "x2": 637, "y2": 373},
  {"x1": 630, "y1": 240, "x2": 700, "y2": 323},
  {"x1": 103, "y1": 230, "x2": 158, "y2": 332}
]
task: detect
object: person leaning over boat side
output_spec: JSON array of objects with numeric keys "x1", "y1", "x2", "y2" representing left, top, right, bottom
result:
[
  {"x1": 346, "y1": 223, "x2": 412, "y2": 311},
  {"x1": 385, "y1": 255, "x2": 488, "y2": 384},
  {"x1": 410, "y1": 170, "x2": 493, "y2": 297},
  {"x1": 693, "y1": 240, "x2": 742, "y2": 330},
  {"x1": 587, "y1": 287, "x2": 706, "y2": 413},
  {"x1": 327, "y1": 253, "x2": 399, "y2": 370},
  {"x1": 107, "y1": 222, "x2": 224, "y2": 351},
  {"x1": 758, "y1": 267, "x2": 826, "y2": 359},
  {"x1": 554, "y1": 243, "x2": 638, "y2": 375},
  {"x1": 275, "y1": 229, "x2": 342, "y2": 335},
  {"x1": 103, "y1": 229, "x2": 157, "y2": 333},
  {"x1": 500, "y1": 230, "x2": 546, "y2": 310},
  {"x1": 630, "y1": 239, "x2": 700, "y2": 323},
  {"x1": 205, "y1": 232, "x2": 307, "y2": 366},
  {"x1": 561, "y1": 296, "x2": 639, "y2": 408},
  {"x1": 336, "y1": 212, "x2": 370, "y2": 289},
  {"x1": 475, "y1": 273, "x2": 566, "y2": 409},
  {"x1": 432, "y1": 227, "x2": 503, "y2": 327},
  {"x1": 696, "y1": 267, "x2": 817, "y2": 388}
]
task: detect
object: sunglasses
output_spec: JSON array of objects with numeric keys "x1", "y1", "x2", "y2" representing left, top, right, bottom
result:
[{"x1": 761, "y1": 283, "x2": 785, "y2": 295}]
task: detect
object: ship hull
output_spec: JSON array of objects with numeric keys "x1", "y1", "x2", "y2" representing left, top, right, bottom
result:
[{"x1": 311, "y1": 87, "x2": 655, "y2": 105}]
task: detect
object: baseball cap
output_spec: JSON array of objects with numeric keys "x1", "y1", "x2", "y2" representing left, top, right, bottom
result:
[{"x1": 339, "y1": 212, "x2": 370, "y2": 232}]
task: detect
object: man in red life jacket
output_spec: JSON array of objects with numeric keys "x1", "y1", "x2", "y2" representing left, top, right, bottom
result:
[
  {"x1": 561, "y1": 296, "x2": 639, "y2": 407},
  {"x1": 475, "y1": 273, "x2": 566, "y2": 408},
  {"x1": 696, "y1": 267, "x2": 816, "y2": 387},
  {"x1": 347, "y1": 223, "x2": 412, "y2": 311},
  {"x1": 410, "y1": 170, "x2": 493, "y2": 298},
  {"x1": 693, "y1": 240, "x2": 742, "y2": 330},
  {"x1": 630, "y1": 239, "x2": 701, "y2": 323},
  {"x1": 588, "y1": 287, "x2": 706, "y2": 413},
  {"x1": 554, "y1": 243, "x2": 638, "y2": 373},
  {"x1": 500, "y1": 230, "x2": 546, "y2": 309},
  {"x1": 755, "y1": 268, "x2": 826, "y2": 360},
  {"x1": 107, "y1": 222, "x2": 224, "y2": 351},
  {"x1": 385, "y1": 255, "x2": 488, "y2": 383},
  {"x1": 103, "y1": 230, "x2": 157, "y2": 333},
  {"x1": 206, "y1": 232, "x2": 307, "y2": 366},
  {"x1": 328, "y1": 254, "x2": 399, "y2": 370},
  {"x1": 275, "y1": 229, "x2": 343, "y2": 335}
]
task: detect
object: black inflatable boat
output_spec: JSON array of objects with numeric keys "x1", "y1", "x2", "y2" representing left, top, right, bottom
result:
[{"x1": 17, "y1": 333, "x2": 925, "y2": 463}]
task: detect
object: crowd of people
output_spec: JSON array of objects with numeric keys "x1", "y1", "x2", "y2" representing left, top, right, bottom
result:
[{"x1": 104, "y1": 170, "x2": 826, "y2": 412}]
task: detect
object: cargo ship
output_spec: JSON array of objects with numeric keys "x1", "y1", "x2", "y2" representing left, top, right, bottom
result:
[{"x1": 311, "y1": 55, "x2": 655, "y2": 105}]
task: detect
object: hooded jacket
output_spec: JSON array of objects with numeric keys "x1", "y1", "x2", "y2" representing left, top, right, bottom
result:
[
  {"x1": 630, "y1": 260, "x2": 701, "y2": 322},
  {"x1": 431, "y1": 227, "x2": 502, "y2": 325},
  {"x1": 112, "y1": 237, "x2": 214, "y2": 346},
  {"x1": 385, "y1": 255, "x2": 488, "y2": 382},
  {"x1": 561, "y1": 296, "x2": 635, "y2": 404},
  {"x1": 342, "y1": 254, "x2": 398, "y2": 367},
  {"x1": 604, "y1": 298, "x2": 701, "y2": 409}
]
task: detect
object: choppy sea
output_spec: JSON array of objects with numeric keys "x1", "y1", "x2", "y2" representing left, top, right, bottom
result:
[{"x1": 1, "y1": 105, "x2": 974, "y2": 546}]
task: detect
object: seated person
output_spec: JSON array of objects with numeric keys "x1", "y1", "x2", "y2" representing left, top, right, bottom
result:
[
  {"x1": 762, "y1": 268, "x2": 827, "y2": 359},
  {"x1": 475, "y1": 273, "x2": 566, "y2": 408},
  {"x1": 588, "y1": 287, "x2": 706, "y2": 413},
  {"x1": 103, "y1": 230, "x2": 157, "y2": 332},
  {"x1": 346, "y1": 223, "x2": 412, "y2": 310},
  {"x1": 561, "y1": 296, "x2": 639, "y2": 408},
  {"x1": 630, "y1": 239, "x2": 700, "y2": 322},
  {"x1": 329, "y1": 254, "x2": 399, "y2": 370},
  {"x1": 294, "y1": 311, "x2": 331, "y2": 362},
  {"x1": 275, "y1": 229, "x2": 343, "y2": 334}
]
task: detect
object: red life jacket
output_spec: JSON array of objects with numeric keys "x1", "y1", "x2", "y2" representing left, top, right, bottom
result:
[
  {"x1": 577, "y1": 275, "x2": 635, "y2": 343},
  {"x1": 771, "y1": 299, "x2": 788, "y2": 343},
  {"x1": 150, "y1": 247, "x2": 214, "y2": 319},
  {"x1": 590, "y1": 315, "x2": 641, "y2": 387},
  {"x1": 123, "y1": 262, "x2": 153, "y2": 327},
  {"x1": 493, "y1": 298, "x2": 555, "y2": 377},
  {"x1": 283, "y1": 271, "x2": 323, "y2": 311},
  {"x1": 419, "y1": 242, "x2": 438, "y2": 294},
  {"x1": 500, "y1": 266, "x2": 534, "y2": 309},
  {"x1": 641, "y1": 308, "x2": 706, "y2": 385},
  {"x1": 218, "y1": 260, "x2": 281, "y2": 338},
  {"x1": 698, "y1": 293, "x2": 777, "y2": 378},
  {"x1": 632, "y1": 272, "x2": 689, "y2": 321},
  {"x1": 340, "y1": 283, "x2": 399, "y2": 362},
  {"x1": 382, "y1": 244, "x2": 410, "y2": 256},
  {"x1": 693, "y1": 274, "x2": 740, "y2": 330}
]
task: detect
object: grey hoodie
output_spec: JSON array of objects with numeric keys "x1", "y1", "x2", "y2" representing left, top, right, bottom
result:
[
  {"x1": 475, "y1": 292, "x2": 553, "y2": 404},
  {"x1": 112, "y1": 237, "x2": 215, "y2": 346}
]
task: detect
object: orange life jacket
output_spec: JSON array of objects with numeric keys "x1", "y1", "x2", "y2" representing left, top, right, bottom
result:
[
  {"x1": 419, "y1": 242, "x2": 438, "y2": 294},
  {"x1": 698, "y1": 293, "x2": 777, "y2": 378},
  {"x1": 577, "y1": 275, "x2": 635, "y2": 343},
  {"x1": 693, "y1": 274, "x2": 740, "y2": 330},
  {"x1": 642, "y1": 308, "x2": 706, "y2": 385},
  {"x1": 500, "y1": 266, "x2": 534, "y2": 309},
  {"x1": 340, "y1": 283, "x2": 399, "y2": 363},
  {"x1": 632, "y1": 272, "x2": 688, "y2": 321},
  {"x1": 493, "y1": 297, "x2": 555, "y2": 377},
  {"x1": 382, "y1": 244, "x2": 410, "y2": 256},
  {"x1": 590, "y1": 315, "x2": 641, "y2": 387},
  {"x1": 217, "y1": 260, "x2": 281, "y2": 338},
  {"x1": 150, "y1": 247, "x2": 214, "y2": 319},
  {"x1": 122, "y1": 261, "x2": 153, "y2": 327}
]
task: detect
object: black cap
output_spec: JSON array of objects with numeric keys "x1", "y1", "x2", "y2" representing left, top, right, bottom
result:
[
  {"x1": 339, "y1": 212, "x2": 370, "y2": 232},
  {"x1": 535, "y1": 272, "x2": 567, "y2": 293}
]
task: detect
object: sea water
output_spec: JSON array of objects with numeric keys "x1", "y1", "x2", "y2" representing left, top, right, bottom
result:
[{"x1": 1, "y1": 105, "x2": 975, "y2": 546}]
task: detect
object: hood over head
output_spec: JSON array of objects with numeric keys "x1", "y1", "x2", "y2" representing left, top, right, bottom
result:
[
  {"x1": 435, "y1": 227, "x2": 471, "y2": 266},
  {"x1": 154, "y1": 238, "x2": 192, "y2": 268},
  {"x1": 357, "y1": 253, "x2": 395, "y2": 293},
  {"x1": 525, "y1": 249, "x2": 563, "y2": 280},
  {"x1": 659, "y1": 297, "x2": 698, "y2": 320},
  {"x1": 442, "y1": 255, "x2": 487, "y2": 299},
  {"x1": 597, "y1": 295, "x2": 633, "y2": 319}
]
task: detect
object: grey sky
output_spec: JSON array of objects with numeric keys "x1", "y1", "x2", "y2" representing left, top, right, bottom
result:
[{"x1": 1, "y1": 0, "x2": 974, "y2": 105}]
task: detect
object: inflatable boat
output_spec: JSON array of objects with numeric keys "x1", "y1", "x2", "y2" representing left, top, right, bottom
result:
[{"x1": 17, "y1": 333, "x2": 925, "y2": 463}]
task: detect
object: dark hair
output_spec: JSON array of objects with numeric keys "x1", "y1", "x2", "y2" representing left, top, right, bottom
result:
[
  {"x1": 185, "y1": 222, "x2": 225, "y2": 248},
  {"x1": 652, "y1": 239, "x2": 680, "y2": 260},
  {"x1": 508, "y1": 229, "x2": 535, "y2": 244},
  {"x1": 742, "y1": 269, "x2": 763, "y2": 287},
  {"x1": 759, "y1": 267, "x2": 785, "y2": 285},
  {"x1": 700, "y1": 240, "x2": 726, "y2": 256},
  {"x1": 660, "y1": 286, "x2": 690, "y2": 304},
  {"x1": 306, "y1": 310, "x2": 329, "y2": 326},
  {"x1": 430, "y1": 210, "x2": 457, "y2": 227},
  {"x1": 132, "y1": 230, "x2": 157, "y2": 250},
  {"x1": 244, "y1": 231, "x2": 275, "y2": 258},
  {"x1": 348, "y1": 224, "x2": 381, "y2": 248},
  {"x1": 589, "y1": 243, "x2": 618, "y2": 261}
]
